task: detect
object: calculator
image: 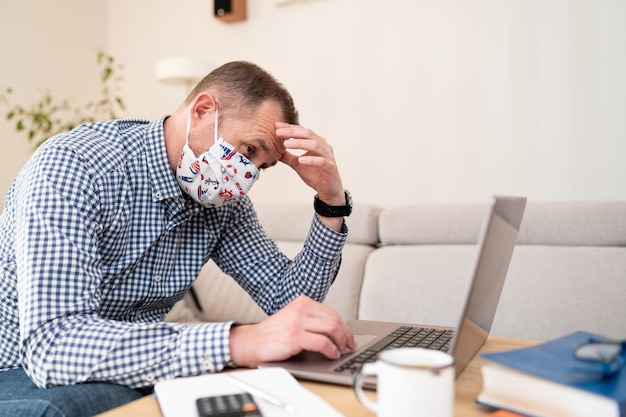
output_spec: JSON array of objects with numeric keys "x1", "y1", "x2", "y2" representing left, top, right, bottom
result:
[{"x1": 196, "y1": 393, "x2": 264, "y2": 417}]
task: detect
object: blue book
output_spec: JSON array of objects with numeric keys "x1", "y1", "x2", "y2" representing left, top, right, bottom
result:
[{"x1": 476, "y1": 331, "x2": 626, "y2": 417}]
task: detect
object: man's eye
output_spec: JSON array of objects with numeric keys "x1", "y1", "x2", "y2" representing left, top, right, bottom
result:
[{"x1": 244, "y1": 145, "x2": 255, "y2": 157}]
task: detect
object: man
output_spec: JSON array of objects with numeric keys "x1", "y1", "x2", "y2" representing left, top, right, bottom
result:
[{"x1": 0, "y1": 61, "x2": 356, "y2": 416}]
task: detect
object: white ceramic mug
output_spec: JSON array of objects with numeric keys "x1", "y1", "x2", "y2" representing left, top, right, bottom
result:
[{"x1": 353, "y1": 347, "x2": 454, "y2": 417}]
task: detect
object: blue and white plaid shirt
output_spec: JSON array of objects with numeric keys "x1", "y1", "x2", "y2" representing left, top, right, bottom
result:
[{"x1": 0, "y1": 117, "x2": 346, "y2": 389}]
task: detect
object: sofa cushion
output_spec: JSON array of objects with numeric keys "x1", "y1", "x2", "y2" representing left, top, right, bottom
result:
[
  {"x1": 361, "y1": 203, "x2": 486, "y2": 326},
  {"x1": 358, "y1": 245, "x2": 475, "y2": 327},
  {"x1": 517, "y1": 201, "x2": 626, "y2": 246},
  {"x1": 181, "y1": 259, "x2": 268, "y2": 324},
  {"x1": 379, "y1": 203, "x2": 487, "y2": 245},
  {"x1": 493, "y1": 245, "x2": 626, "y2": 340},
  {"x1": 255, "y1": 203, "x2": 381, "y2": 246}
]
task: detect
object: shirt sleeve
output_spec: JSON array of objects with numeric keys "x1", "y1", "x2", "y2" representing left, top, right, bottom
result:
[
  {"x1": 14, "y1": 145, "x2": 236, "y2": 388},
  {"x1": 209, "y1": 197, "x2": 349, "y2": 315}
]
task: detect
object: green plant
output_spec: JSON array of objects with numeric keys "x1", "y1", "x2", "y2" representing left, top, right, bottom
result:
[{"x1": 0, "y1": 50, "x2": 126, "y2": 148}]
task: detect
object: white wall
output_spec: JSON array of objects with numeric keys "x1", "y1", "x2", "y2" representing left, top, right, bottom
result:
[
  {"x1": 2, "y1": 0, "x2": 625, "y2": 209},
  {"x1": 103, "y1": 0, "x2": 626, "y2": 206},
  {"x1": 0, "y1": 0, "x2": 107, "y2": 208}
]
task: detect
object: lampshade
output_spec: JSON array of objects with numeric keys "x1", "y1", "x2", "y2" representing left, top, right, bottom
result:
[{"x1": 155, "y1": 57, "x2": 211, "y2": 89}]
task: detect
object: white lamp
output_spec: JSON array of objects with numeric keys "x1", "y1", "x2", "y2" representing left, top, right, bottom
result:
[{"x1": 155, "y1": 57, "x2": 211, "y2": 91}]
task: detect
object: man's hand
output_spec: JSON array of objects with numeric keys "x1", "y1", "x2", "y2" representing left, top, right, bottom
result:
[
  {"x1": 228, "y1": 295, "x2": 357, "y2": 369},
  {"x1": 276, "y1": 123, "x2": 347, "y2": 231}
]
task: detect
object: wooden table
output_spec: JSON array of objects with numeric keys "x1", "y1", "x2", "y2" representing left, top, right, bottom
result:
[{"x1": 98, "y1": 336, "x2": 536, "y2": 417}]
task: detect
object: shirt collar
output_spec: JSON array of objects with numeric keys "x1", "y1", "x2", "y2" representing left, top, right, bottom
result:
[{"x1": 145, "y1": 116, "x2": 182, "y2": 202}]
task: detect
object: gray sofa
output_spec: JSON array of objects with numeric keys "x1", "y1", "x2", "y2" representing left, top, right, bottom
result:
[{"x1": 166, "y1": 200, "x2": 626, "y2": 341}]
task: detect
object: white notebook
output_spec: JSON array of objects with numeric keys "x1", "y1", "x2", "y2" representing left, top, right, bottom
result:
[{"x1": 154, "y1": 367, "x2": 345, "y2": 417}]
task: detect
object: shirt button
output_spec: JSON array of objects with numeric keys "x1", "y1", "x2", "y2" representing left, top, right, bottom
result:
[
  {"x1": 154, "y1": 275, "x2": 161, "y2": 283},
  {"x1": 155, "y1": 192, "x2": 162, "y2": 199},
  {"x1": 202, "y1": 359, "x2": 212, "y2": 370},
  {"x1": 145, "y1": 373, "x2": 155, "y2": 383}
]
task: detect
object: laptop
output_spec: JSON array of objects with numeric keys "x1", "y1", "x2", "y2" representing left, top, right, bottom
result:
[{"x1": 261, "y1": 195, "x2": 526, "y2": 388}]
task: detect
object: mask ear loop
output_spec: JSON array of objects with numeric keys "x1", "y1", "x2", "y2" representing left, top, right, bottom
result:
[
  {"x1": 185, "y1": 109, "x2": 192, "y2": 146},
  {"x1": 214, "y1": 105, "x2": 219, "y2": 142},
  {"x1": 186, "y1": 101, "x2": 218, "y2": 148}
]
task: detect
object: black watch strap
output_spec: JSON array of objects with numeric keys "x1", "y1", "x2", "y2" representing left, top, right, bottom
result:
[{"x1": 314, "y1": 190, "x2": 352, "y2": 217}]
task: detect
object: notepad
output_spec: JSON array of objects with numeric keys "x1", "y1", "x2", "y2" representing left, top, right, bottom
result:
[{"x1": 154, "y1": 367, "x2": 345, "y2": 417}]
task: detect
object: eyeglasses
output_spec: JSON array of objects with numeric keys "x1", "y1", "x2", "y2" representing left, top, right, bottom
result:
[{"x1": 573, "y1": 338, "x2": 626, "y2": 378}]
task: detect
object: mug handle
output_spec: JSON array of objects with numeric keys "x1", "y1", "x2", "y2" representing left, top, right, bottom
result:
[{"x1": 353, "y1": 363, "x2": 378, "y2": 413}]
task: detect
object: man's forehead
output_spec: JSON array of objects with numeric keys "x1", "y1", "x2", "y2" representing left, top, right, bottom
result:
[{"x1": 255, "y1": 135, "x2": 285, "y2": 167}]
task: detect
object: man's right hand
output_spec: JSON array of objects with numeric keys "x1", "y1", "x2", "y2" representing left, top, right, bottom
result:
[{"x1": 228, "y1": 295, "x2": 357, "y2": 368}]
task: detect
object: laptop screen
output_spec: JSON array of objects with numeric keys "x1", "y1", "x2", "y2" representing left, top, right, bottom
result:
[{"x1": 448, "y1": 196, "x2": 526, "y2": 375}]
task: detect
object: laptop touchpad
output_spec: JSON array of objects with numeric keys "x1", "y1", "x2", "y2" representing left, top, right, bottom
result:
[{"x1": 286, "y1": 334, "x2": 377, "y2": 364}]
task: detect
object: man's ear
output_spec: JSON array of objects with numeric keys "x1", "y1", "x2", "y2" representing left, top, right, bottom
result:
[{"x1": 191, "y1": 92, "x2": 217, "y2": 120}]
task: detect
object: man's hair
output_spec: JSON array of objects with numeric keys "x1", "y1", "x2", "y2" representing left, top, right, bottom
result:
[{"x1": 185, "y1": 61, "x2": 299, "y2": 125}]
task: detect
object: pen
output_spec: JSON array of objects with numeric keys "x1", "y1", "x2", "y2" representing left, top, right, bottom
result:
[{"x1": 226, "y1": 373, "x2": 296, "y2": 413}]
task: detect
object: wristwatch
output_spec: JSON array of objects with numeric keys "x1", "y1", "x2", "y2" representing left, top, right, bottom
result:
[{"x1": 314, "y1": 190, "x2": 353, "y2": 217}]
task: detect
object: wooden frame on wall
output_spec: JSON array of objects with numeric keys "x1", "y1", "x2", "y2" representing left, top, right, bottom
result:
[{"x1": 214, "y1": 0, "x2": 246, "y2": 23}]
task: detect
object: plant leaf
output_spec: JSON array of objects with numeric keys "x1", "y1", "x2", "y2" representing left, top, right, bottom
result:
[
  {"x1": 102, "y1": 67, "x2": 112, "y2": 83},
  {"x1": 4, "y1": 50, "x2": 125, "y2": 148}
]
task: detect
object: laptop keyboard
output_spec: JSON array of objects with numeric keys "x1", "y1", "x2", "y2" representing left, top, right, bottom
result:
[{"x1": 334, "y1": 326, "x2": 453, "y2": 373}]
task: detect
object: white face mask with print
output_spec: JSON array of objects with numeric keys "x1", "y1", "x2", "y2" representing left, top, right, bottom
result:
[{"x1": 176, "y1": 106, "x2": 259, "y2": 207}]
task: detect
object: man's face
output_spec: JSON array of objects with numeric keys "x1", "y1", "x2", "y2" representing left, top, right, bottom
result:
[{"x1": 213, "y1": 100, "x2": 286, "y2": 171}]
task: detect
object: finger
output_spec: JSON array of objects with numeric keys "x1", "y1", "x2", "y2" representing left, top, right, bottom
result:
[
  {"x1": 275, "y1": 122, "x2": 319, "y2": 140},
  {"x1": 328, "y1": 320, "x2": 356, "y2": 354},
  {"x1": 294, "y1": 155, "x2": 332, "y2": 168},
  {"x1": 297, "y1": 304, "x2": 355, "y2": 355},
  {"x1": 279, "y1": 150, "x2": 299, "y2": 169},
  {"x1": 297, "y1": 330, "x2": 343, "y2": 360},
  {"x1": 276, "y1": 122, "x2": 327, "y2": 144},
  {"x1": 283, "y1": 138, "x2": 328, "y2": 157}
]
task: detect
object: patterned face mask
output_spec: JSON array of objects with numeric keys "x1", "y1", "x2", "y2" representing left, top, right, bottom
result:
[{"x1": 176, "y1": 106, "x2": 259, "y2": 207}]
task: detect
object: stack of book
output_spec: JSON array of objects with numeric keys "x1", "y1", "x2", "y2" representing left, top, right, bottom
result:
[{"x1": 477, "y1": 331, "x2": 626, "y2": 417}]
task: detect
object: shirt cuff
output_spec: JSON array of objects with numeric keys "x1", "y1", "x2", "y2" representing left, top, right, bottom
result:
[
  {"x1": 305, "y1": 214, "x2": 348, "y2": 260},
  {"x1": 178, "y1": 321, "x2": 235, "y2": 376}
]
